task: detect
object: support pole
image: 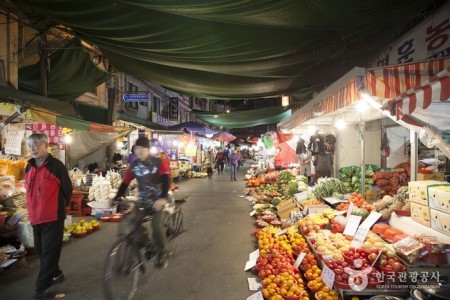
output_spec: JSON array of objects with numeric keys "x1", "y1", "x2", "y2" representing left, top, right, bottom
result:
[
  {"x1": 360, "y1": 121, "x2": 366, "y2": 197},
  {"x1": 410, "y1": 130, "x2": 418, "y2": 181}
]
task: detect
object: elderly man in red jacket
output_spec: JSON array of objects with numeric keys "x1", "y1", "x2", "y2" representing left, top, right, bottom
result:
[{"x1": 25, "y1": 133, "x2": 73, "y2": 299}]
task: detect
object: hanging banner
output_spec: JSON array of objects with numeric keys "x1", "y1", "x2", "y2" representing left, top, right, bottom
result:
[
  {"x1": 169, "y1": 97, "x2": 179, "y2": 121},
  {"x1": 5, "y1": 130, "x2": 25, "y2": 155},
  {"x1": 374, "y1": 2, "x2": 450, "y2": 66}
]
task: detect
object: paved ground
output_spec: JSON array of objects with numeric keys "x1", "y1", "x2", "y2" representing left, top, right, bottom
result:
[{"x1": 0, "y1": 165, "x2": 256, "y2": 300}]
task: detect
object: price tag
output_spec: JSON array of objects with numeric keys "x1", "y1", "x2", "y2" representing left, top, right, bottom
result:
[
  {"x1": 249, "y1": 249, "x2": 260, "y2": 261},
  {"x1": 345, "y1": 202, "x2": 354, "y2": 223},
  {"x1": 250, "y1": 210, "x2": 256, "y2": 217},
  {"x1": 275, "y1": 229, "x2": 287, "y2": 236},
  {"x1": 359, "y1": 211, "x2": 382, "y2": 229},
  {"x1": 323, "y1": 197, "x2": 347, "y2": 205},
  {"x1": 350, "y1": 226, "x2": 370, "y2": 248},
  {"x1": 333, "y1": 210, "x2": 346, "y2": 216},
  {"x1": 293, "y1": 253, "x2": 306, "y2": 269},
  {"x1": 246, "y1": 196, "x2": 256, "y2": 202},
  {"x1": 321, "y1": 265, "x2": 335, "y2": 289},
  {"x1": 343, "y1": 215, "x2": 362, "y2": 237},
  {"x1": 247, "y1": 291, "x2": 264, "y2": 300},
  {"x1": 247, "y1": 278, "x2": 263, "y2": 291},
  {"x1": 244, "y1": 259, "x2": 257, "y2": 271}
]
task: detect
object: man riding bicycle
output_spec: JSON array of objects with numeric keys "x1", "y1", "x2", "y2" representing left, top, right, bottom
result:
[{"x1": 114, "y1": 137, "x2": 170, "y2": 269}]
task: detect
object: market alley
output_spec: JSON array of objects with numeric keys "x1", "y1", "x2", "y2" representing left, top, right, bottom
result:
[{"x1": 0, "y1": 167, "x2": 256, "y2": 300}]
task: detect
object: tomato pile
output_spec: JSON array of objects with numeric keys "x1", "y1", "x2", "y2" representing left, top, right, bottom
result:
[{"x1": 336, "y1": 193, "x2": 373, "y2": 212}]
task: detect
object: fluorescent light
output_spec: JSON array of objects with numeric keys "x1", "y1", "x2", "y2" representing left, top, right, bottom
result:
[
  {"x1": 282, "y1": 96, "x2": 290, "y2": 107},
  {"x1": 205, "y1": 133, "x2": 214, "y2": 138}
]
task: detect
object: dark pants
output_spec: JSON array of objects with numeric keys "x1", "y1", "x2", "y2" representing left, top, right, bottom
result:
[
  {"x1": 217, "y1": 161, "x2": 224, "y2": 173},
  {"x1": 231, "y1": 164, "x2": 237, "y2": 180},
  {"x1": 207, "y1": 167, "x2": 213, "y2": 178},
  {"x1": 33, "y1": 219, "x2": 65, "y2": 293}
]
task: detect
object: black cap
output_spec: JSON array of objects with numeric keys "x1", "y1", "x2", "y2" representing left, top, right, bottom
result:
[{"x1": 135, "y1": 136, "x2": 150, "y2": 148}]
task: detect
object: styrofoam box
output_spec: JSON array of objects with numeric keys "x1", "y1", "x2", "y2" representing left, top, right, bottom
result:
[
  {"x1": 430, "y1": 208, "x2": 450, "y2": 236},
  {"x1": 428, "y1": 184, "x2": 450, "y2": 214},
  {"x1": 408, "y1": 180, "x2": 443, "y2": 206},
  {"x1": 410, "y1": 202, "x2": 431, "y2": 227}
]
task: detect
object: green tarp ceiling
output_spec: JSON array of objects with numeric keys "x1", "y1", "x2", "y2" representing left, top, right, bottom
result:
[
  {"x1": 19, "y1": 39, "x2": 114, "y2": 101},
  {"x1": 12, "y1": 0, "x2": 436, "y2": 99},
  {"x1": 193, "y1": 106, "x2": 291, "y2": 128}
]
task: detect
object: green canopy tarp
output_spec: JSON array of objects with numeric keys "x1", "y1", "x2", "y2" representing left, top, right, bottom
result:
[
  {"x1": 193, "y1": 106, "x2": 291, "y2": 128},
  {"x1": 19, "y1": 39, "x2": 114, "y2": 101},
  {"x1": 12, "y1": 0, "x2": 435, "y2": 98}
]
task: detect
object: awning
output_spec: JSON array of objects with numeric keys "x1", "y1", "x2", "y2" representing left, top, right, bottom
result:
[
  {"x1": 30, "y1": 108, "x2": 129, "y2": 134},
  {"x1": 19, "y1": 39, "x2": 114, "y2": 101},
  {"x1": 168, "y1": 121, "x2": 216, "y2": 135},
  {"x1": 366, "y1": 58, "x2": 450, "y2": 129},
  {"x1": 278, "y1": 67, "x2": 366, "y2": 130},
  {"x1": 75, "y1": 102, "x2": 108, "y2": 125},
  {"x1": 0, "y1": 85, "x2": 77, "y2": 117},
  {"x1": 193, "y1": 106, "x2": 291, "y2": 128},
  {"x1": 116, "y1": 112, "x2": 168, "y2": 131}
]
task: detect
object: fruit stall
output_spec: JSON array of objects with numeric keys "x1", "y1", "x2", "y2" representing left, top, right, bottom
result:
[{"x1": 244, "y1": 169, "x2": 450, "y2": 300}]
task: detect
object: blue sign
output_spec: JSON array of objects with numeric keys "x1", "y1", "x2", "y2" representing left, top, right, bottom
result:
[{"x1": 123, "y1": 94, "x2": 150, "y2": 102}]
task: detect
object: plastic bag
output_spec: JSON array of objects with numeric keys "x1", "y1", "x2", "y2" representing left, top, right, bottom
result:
[{"x1": 17, "y1": 221, "x2": 34, "y2": 248}]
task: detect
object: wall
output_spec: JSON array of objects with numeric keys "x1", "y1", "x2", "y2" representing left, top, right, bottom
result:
[
  {"x1": 335, "y1": 119, "x2": 382, "y2": 171},
  {"x1": 386, "y1": 125, "x2": 409, "y2": 168},
  {"x1": 0, "y1": 10, "x2": 19, "y2": 88},
  {"x1": 77, "y1": 83, "x2": 108, "y2": 108}
]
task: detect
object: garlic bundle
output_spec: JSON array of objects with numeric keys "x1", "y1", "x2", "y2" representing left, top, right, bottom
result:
[
  {"x1": 88, "y1": 175, "x2": 113, "y2": 201},
  {"x1": 105, "y1": 170, "x2": 122, "y2": 189}
]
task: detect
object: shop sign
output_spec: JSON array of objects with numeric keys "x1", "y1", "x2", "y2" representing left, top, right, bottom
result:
[
  {"x1": 374, "y1": 2, "x2": 450, "y2": 66},
  {"x1": 169, "y1": 97, "x2": 179, "y2": 120},
  {"x1": 26, "y1": 123, "x2": 62, "y2": 144},
  {"x1": 122, "y1": 94, "x2": 149, "y2": 102}
]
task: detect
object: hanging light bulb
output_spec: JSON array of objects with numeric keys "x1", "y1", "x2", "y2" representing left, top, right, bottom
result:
[
  {"x1": 150, "y1": 146, "x2": 158, "y2": 155},
  {"x1": 308, "y1": 125, "x2": 316, "y2": 135},
  {"x1": 335, "y1": 118, "x2": 347, "y2": 130},
  {"x1": 64, "y1": 134, "x2": 72, "y2": 144}
]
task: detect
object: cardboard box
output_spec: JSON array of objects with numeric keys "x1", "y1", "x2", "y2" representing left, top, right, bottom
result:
[
  {"x1": 417, "y1": 172, "x2": 445, "y2": 181},
  {"x1": 279, "y1": 207, "x2": 301, "y2": 219},
  {"x1": 408, "y1": 181, "x2": 443, "y2": 206},
  {"x1": 428, "y1": 184, "x2": 450, "y2": 213},
  {"x1": 365, "y1": 189, "x2": 381, "y2": 201},
  {"x1": 411, "y1": 202, "x2": 431, "y2": 227},
  {"x1": 430, "y1": 208, "x2": 450, "y2": 236}
]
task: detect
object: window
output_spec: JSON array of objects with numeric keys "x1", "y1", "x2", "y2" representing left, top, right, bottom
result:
[
  {"x1": 126, "y1": 82, "x2": 139, "y2": 110},
  {"x1": 153, "y1": 96, "x2": 160, "y2": 113}
]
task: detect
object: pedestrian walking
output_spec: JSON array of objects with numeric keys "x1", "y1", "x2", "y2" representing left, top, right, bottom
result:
[
  {"x1": 223, "y1": 146, "x2": 230, "y2": 170},
  {"x1": 230, "y1": 149, "x2": 241, "y2": 181},
  {"x1": 203, "y1": 147, "x2": 215, "y2": 179},
  {"x1": 236, "y1": 147, "x2": 242, "y2": 170},
  {"x1": 215, "y1": 149, "x2": 225, "y2": 174},
  {"x1": 25, "y1": 133, "x2": 73, "y2": 300}
]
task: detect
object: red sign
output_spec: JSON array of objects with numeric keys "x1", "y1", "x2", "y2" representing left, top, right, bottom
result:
[{"x1": 26, "y1": 124, "x2": 63, "y2": 144}]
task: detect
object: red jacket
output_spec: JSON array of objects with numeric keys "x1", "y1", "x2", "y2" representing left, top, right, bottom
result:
[{"x1": 25, "y1": 155, "x2": 73, "y2": 225}]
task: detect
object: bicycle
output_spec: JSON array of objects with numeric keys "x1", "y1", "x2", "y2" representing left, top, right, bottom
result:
[{"x1": 103, "y1": 198, "x2": 184, "y2": 300}]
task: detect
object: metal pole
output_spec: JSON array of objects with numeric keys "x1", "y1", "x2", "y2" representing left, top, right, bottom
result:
[
  {"x1": 39, "y1": 33, "x2": 48, "y2": 97},
  {"x1": 360, "y1": 120, "x2": 366, "y2": 197},
  {"x1": 410, "y1": 130, "x2": 418, "y2": 181}
]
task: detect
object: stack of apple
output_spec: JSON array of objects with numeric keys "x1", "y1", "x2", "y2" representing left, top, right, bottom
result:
[
  {"x1": 325, "y1": 256, "x2": 384, "y2": 289},
  {"x1": 377, "y1": 250, "x2": 406, "y2": 272},
  {"x1": 300, "y1": 223, "x2": 322, "y2": 240}
]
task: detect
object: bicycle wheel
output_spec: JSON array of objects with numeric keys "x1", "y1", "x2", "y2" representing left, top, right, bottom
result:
[
  {"x1": 164, "y1": 212, "x2": 178, "y2": 256},
  {"x1": 103, "y1": 237, "x2": 145, "y2": 300}
]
